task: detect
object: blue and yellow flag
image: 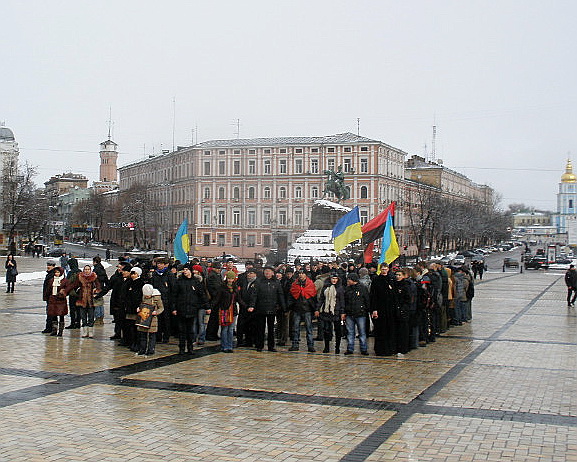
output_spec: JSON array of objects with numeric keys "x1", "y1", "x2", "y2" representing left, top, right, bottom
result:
[
  {"x1": 173, "y1": 218, "x2": 190, "y2": 264},
  {"x1": 332, "y1": 206, "x2": 363, "y2": 253},
  {"x1": 377, "y1": 212, "x2": 400, "y2": 273}
]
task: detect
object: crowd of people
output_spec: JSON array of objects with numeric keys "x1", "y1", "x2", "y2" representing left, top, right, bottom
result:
[{"x1": 38, "y1": 255, "x2": 475, "y2": 357}]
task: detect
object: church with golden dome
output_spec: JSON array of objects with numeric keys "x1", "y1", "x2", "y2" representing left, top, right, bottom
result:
[{"x1": 554, "y1": 159, "x2": 577, "y2": 234}]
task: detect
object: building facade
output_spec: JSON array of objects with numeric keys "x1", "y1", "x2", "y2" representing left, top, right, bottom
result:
[
  {"x1": 93, "y1": 138, "x2": 119, "y2": 193},
  {"x1": 0, "y1": 125, "x2": 19, "y2": 250},
  {"x1": 553, "y1": 159, "x2": 577, "y2": 235},
  {"x1": 118, "y1": 133, "x2": 407, "y2": 258}
]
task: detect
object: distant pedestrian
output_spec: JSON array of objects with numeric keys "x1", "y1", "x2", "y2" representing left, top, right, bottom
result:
[
  {"x1": 5, "y1": 254, "x2": 17, "y2": 293},
  {"x1": 565, "y1": 265, "x2": 577, "y2": 307}
]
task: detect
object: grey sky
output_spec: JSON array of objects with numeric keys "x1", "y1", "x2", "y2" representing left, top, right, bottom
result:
[{"x1": 2, "y1": 1, "x2": 575, "y2": 210}]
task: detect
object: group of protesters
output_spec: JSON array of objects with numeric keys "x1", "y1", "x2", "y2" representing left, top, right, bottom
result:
[{"x1": 41, "y1": 254, "x2": 474, "y2": 357}]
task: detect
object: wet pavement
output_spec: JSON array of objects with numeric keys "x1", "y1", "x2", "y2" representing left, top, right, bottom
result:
[{"x1": 1, "y1": 257, "x2": 576, "y2": 461}]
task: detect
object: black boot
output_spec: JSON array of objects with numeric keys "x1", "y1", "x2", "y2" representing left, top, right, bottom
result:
[
  {"x1": 57, "y1": 321, "x2": 65, "y2": 337},
  {"x1": 50, "y1": 322, "x2": 58, "y2": 336},
  {"x1": 323, "y1": 339, "x2": 330, "y2": 353}
]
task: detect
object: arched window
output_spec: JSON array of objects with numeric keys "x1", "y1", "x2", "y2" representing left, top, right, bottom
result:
[
  {"x1": 264, "y1": 186, "x2": 271, "y2": 199},
  {"x1": 295, "y1": 186, "x2": 302, "y2": 198},
  {"x1": 233, "y1": 187, "x2": 240, "y2": 199},
  {"x1": 218, "y1": 187, "x2": 225, "y2": 200},
  {"x1": 279, "y1": 186, "x2": 287, "y2": 199},
  {"x1": 248, "y1": 187, "x2": 255, "y2": 199},
  {"x1": 311, "y1": 186, "x2": 319, "y2": 198},
  {"x1": 360, "y1": 185, "x2": 368, "y2": 199},
  {"x1": 203, "y1": 187, "x2": 211, "y2": 199}
]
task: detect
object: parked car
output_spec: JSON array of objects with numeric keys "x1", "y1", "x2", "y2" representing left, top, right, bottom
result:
[
  {"x1": 524, "y1": 256, "x2": 548, "y2": 270},
  {"x1": 47, "y1": 248, "x2": 66, "y2": 257},
  {"x1": 217, "y1": 253, "x2": 239, "y2": 262},
  {"x1": 503, "y1": 257, "x2": 519, "y2": 268},
  {"x1": 453, "y1": 255, "x2": 466, "y2": 265},
  {"x1": 440, "y1": 256, "x2": 452, "y2": 266}
]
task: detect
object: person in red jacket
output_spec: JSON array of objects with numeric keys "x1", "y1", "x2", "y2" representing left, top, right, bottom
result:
[{"x1": 288, "y1": 270, "x2": 318, "y2": 352}]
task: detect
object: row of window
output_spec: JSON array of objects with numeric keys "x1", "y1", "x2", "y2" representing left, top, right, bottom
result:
[
  {"x1": 203, "y1": 185, "x2": 370, "y2": 200},
  {"x1": 202, "y1": 209, "x2": 304, "y2": 227},
  {"x1": 203, "y1": 157, "x2": 369, "y2": 176},
  {"x1": 203, "y1": 146, "x2": 371, "y2": 156},
  {"x1": 201, "y1": 208, "x2": 371, "y2": 227},
  {"x1": 202, "y1": 233, "x2": 272, "y2": 248}
]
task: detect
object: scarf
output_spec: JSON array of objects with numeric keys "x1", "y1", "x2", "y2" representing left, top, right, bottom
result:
[
  {"x1": 77, "y1": 272, "x2": 98, "y2": 308},
  {"x1": 321, "y1": 284, "x2": 337, "y2": 315},
  {"x1": 52, "y1": 275, "x2": 64, "y2": 296},
  {"x1": 289, "y1": 278, "x2": 317, "y2": 300},
  {"x1": 219, "y1": 289, "x2": 236, "y2": 326}
]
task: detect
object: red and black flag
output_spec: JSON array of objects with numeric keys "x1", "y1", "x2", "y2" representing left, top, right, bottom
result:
[{"x1": 361, "y1": 202, "x2": 395, "y2": 263}]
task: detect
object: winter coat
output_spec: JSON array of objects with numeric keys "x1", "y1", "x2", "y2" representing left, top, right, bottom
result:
[
  {"x1": 68, "y1": 272, "x2": 101, "y2": 308},
  {"x1": 369, "y1": 274, "x2": 397, "y2": 317},
  {"x1": 93, "y1": 263, "x2": 109, "y2": 297},
  {"x1": 45, "y1": 277, "x2": 70, "y2": 316},
  {"x1": 453, "y1": 272, "x2": 469, "y2": 302},
  {"x1": 124, "y1": 277, "x2": 145, "y2": 317},
  {"x1": 150, "y1": 268, "x2": 176, "y2": 307},
  {"x1": 108, "y1": 271, "x2": 125, "y2": 313},
  {"x1": 5, "y1": 259, "x2": 17, "y2": 283},
  {"x1": 289, "y1": 277, "x2": 317, "y2": 314},
  {"x1": 344, "y1": 282, "x2": 370, "y2": 317},
  {"x1": 249, "y1": 276, "x2": 286, "y2": 315},
  {"x1": 212, "y1": 281, "x2": 240, "y2": 326},
  {"x1": 318, "y1": 279, "x2": 345, "y2": 318},
  {"x1": 43, "y1": 268, "x2": 57, "y2": 302},
  {"x1": 566, "y1": 269, "x2": 577, "y2": 288},
  {"x1": 173, "y1": 274, "x2": 210, "y2": 318},
  {"x1": 238, "y1": 277, "x2": 257, "y2": 312},
  {"x1": 136, "y1": 291, "x2": 164, "y2": 333},
  {"x1": 205, "y1": 269, "x2": 222, "y2": 300},
  {"x1": 396, "y1": 278, "x2": 417, "y2": 320}
]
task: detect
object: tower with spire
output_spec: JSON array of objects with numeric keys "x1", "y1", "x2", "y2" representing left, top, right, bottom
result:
[
  {"x1": 553, "y1": 159, "x2": 577, "y2": 234},
  {"x1": 93, "y1": 120, "x2": 119, "y2": 193}
]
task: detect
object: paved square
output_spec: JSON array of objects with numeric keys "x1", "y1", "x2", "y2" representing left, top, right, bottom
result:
[{"x1": 1, "y1": 258, "x2": 577, "y2": 461}]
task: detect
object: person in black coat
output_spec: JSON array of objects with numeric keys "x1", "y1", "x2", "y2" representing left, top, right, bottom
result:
[
  {"x1": 42, "y1": 261, "x2": 57, "y2": 333},
  {"x1": 108, "y1": 261, "x2": 129, "y2": 340},
  {"x1": 150, "y1": 258, "x2": 176, "y2": 343},
  {"x1": 93, "y1": 256, "x2": 109, "y2": 325},
  {"x1": 237, "y1": 269, "x2": 258, "y2": 347},
  {"x1": 204, "y1": 262, "x2": 223, "y2": 340},
  {"x1": 123, "y1": 266, "x2": 144, "y2": 351},
  {"x1": 5, "y1": 254, "x2": 17, "y2": 293},
  {"x1": 248, "y1": 267, "x2": 286, "y2": 352},
  {"x1": 394, "y1": 268, "x2": 417, "y2": 355},
  {"x1": 343, "y1": 273, "x2": 371, "y2": 355},
  {"x1": 64, "y1": 258, "x2": 81, "y2": 329},
  {"x1": 317, "y1": 274, "x2": 345, "y2": 354},
  {"x1": 369, "y1": 264, "x2": 398, "y2": 356},
  {"x1": 172, "y1": 266, "x2": 210, "y2": 354}
]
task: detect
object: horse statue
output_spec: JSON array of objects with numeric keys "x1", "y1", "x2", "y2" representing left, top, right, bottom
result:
[{"x1": 322, "y1": 166, "x2": 350, "y2": 202}]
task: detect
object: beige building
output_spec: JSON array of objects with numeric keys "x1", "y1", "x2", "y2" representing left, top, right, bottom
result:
[
  {"x1": 512, "y1": 212, "x2": 550, "y2": 227},
  {"x1": 118, "y1": 133, "x2": 407, "y2": 258},
  {"x1": 44, "y1": 173, "x2": 89, "y2": 196},
  {"x1": 405, "y1": 155, "x2": 492, "y2": 203}
]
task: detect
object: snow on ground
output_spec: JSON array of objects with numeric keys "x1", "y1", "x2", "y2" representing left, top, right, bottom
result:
[{"x1": 17, "y1": 258, "x2": 113, "y2": 283}]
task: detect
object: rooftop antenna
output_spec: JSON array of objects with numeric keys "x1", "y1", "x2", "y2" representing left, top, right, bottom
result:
[
  {"x1": 357, "y1": 118, "x2": 360, "y2": 136},
  {"x1": 430, "y1": 125, "x2": 437, "y2": 163},
  {"x1": 172, "y1": 97, "x2": 176, "y2": 152},
  {"x1": 232, "y1": 118, "x2": 240, "y2": 139}
]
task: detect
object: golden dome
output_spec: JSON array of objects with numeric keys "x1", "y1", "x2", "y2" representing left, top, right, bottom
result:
[{"x1": 562, "y1": 159, "x2": 577, "y2": 183}]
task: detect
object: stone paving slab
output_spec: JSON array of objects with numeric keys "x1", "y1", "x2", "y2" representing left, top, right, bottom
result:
[
  {"x1": 474, "y1": 340, "x2": 577, "y2": 370},
  {"x1": 0, "y1": 334, "x2": 175, "y2": 375},
  {"x1": 0, "y1": 374, "x2": 49, "y2": 394},
  {"x1": 366, "y1": 413, "x2": 577, "y2": 461},
  {"x1": 0, "y1": 383, "x2": 395, "y2": 462},
  {"x1": 428, "y1": 363, "x2": 577, "y2": 417},
  {"x1": 124, "y1": 338, "x2": 482, "y2": 404}
]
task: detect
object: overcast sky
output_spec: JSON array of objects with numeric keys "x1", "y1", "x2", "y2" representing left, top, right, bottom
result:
[{"x1": 2, "y1": 1, "x2": 576, "y2": 211}]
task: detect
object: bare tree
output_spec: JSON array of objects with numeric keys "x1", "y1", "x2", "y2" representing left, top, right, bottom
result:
[{"x1": 2, "y1": 160, "x2": 47, "y2": 252}]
